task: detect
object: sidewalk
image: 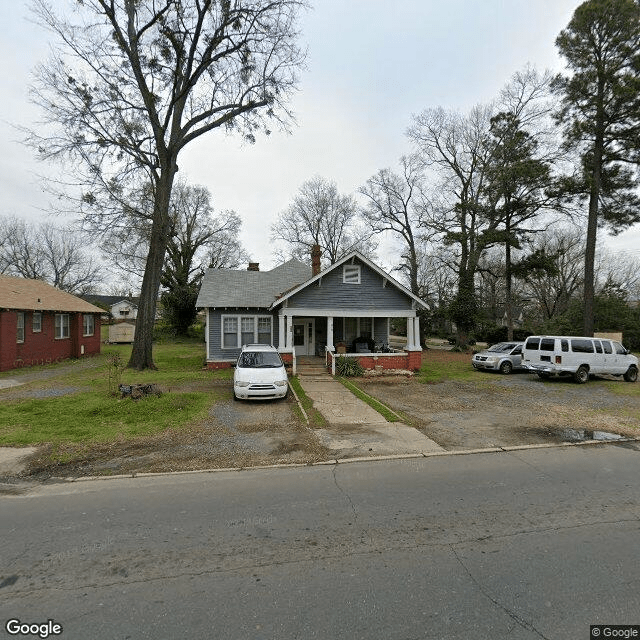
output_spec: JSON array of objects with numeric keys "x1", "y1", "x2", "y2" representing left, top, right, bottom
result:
[{"x1": 296, "y1": 375, "x2": 444, "y2": 457}]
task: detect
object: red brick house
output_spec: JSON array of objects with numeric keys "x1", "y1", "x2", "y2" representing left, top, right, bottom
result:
[{"x1": 0, "y1": 275, "x2": 103, "y2": 372}]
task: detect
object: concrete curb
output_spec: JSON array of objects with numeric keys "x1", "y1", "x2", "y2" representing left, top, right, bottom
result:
[{"x1": 43, "y1": 436, "x2": 639, "y2": 484}]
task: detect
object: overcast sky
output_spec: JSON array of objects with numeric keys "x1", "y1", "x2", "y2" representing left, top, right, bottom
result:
[{"x1": 1, "y1": 0, "x2": 639, "y2": 283}]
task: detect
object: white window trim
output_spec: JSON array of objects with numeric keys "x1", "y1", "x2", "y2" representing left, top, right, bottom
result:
[
  {"x1": 32, "y1": 312, "x2": 42, "y2": 333},
  {"x1": 83, "y1": 314, "x2": 95, "y2": 337},
  {"x1": 55, "y1": 313, "x2": 70, "y2": 340},
  {"x1": 343, "y1": 265, "x2": 361, "y2": 284},
  {"x1": 220, "y1": 314, "x2": 273, "y2": 350},
  {"x1": 17, "y1": 312, "x2": 25, "y2": 343}
]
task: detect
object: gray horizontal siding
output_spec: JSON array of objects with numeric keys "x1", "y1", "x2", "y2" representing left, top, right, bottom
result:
[
  {"x1": 207, "y1": 308, "x2": 281, "y2": 361},
  {"x1": 287, "y1": 259, "x2": 413, "y2": 311}
]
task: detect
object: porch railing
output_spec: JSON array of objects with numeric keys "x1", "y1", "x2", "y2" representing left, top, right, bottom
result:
[{"x1": 325, "y1": 347, "x2": 336, "y2": 376}]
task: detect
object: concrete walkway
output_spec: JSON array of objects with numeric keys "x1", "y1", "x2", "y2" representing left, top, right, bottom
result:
[
  {"x1": 296, "y1": 375, "x2": 444, "y2": 457},
  {"x1": 0, "y1": 379, "x2": 24, "y2": 390}
]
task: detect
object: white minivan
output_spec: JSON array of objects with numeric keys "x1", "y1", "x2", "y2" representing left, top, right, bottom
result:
[
  {"x1": 233, "y1": 344, "x2": 289, "y2": 400},
  {"x1": 522, "y1": 335, "x2": 638, "y2": 383}
]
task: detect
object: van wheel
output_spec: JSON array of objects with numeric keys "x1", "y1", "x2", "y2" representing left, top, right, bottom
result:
[
  {"x1": 624, "y1": 366, "x2": 638, "y2": 383},
  {"x1": 574, "y1": 365, "x2": 589, "y2": 384},
  {"x1": 499, "y1": 361, "x2": 513, "y2": 375},
  {"x1": 233, "y1": 391, "x2": 239, "y2": 401}
]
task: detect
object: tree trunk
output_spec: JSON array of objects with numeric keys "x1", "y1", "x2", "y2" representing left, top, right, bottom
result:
[
  {"x1": 128, "y1": 169, "x2": 176, "y2": 370},
  {"x1": 505, "y1": 214, "x2": 513, "y2": 341},
  {"x1": 583, "y1": 83, "x2": 605, "y2": 337}
]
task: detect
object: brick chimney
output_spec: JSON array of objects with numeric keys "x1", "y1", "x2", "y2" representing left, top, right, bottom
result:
[
  {"x1": 247, "y1": 263, "x2": 259, "y2": 271},
  {"x1": 311, "y1": 245, "x2": 321, "y2": 276}
]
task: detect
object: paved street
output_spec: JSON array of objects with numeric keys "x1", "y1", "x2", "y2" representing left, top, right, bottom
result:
[{"x1": 1, "y1": 443, "x2": 640, "y2": 639}]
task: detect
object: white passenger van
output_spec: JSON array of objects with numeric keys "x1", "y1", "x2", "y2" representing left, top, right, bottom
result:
[{"x1": 523, "y1": 335, "x2": 638, "y2": 383}]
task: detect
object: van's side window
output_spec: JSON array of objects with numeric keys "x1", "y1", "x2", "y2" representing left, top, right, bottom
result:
[
  {"x1": 571, "y1": 339, "x2": 594, "y2": 353},
  {"x1": 602, "y1": 341, "x2": 613, "y2": 354},
  {"x1": 613, "y1": 342, "x2": 626, "y2": 355},
  {"x1": 594, "y1": 341, "x2": 603, "y2": 354},
  {"x1": 540, "y1": 338, "x2": 555, "y2": 351},
  {"x1": 525, "y1": 338, "x2": 540, "y2": 350},
  {"x1": 561, "y1": 340, "x2": 569, "y2": 352}
]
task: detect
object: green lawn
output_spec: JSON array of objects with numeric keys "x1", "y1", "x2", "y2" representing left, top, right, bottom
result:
[
  {"x1": 416, "y1": 350, "x2": 479, "y2": 383},
  {"x1": 0, "y1": 340, "x2": 231, "y2": 446}
]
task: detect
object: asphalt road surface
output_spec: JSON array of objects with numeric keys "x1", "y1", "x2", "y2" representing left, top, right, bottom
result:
[{"x1": 2, "y1": 442, "x2": 640, "y2": 640}]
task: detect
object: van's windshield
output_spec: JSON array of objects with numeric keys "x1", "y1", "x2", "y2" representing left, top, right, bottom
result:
[{"x1": 238, "y1": 352, "x2": 283, "y2": 368}]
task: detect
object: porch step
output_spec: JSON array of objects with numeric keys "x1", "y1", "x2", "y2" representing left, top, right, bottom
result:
[{"x1": 297, "y1": 366, "x2": 330, "y2": 377}]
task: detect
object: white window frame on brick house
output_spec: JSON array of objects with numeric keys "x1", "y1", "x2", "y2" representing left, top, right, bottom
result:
[
  {"x1": 55, "y1": 313, "x2": 70, "y2": 339},
  {"x1": 83, "y1": 314, "x2": 95, "y2": 337},
  {"x1": 32, "y1": 312, "x2": 42, "y2": 333},
  {"x1": 17, "y1": 312, "x2": 25, "y2": 343},
  {"x1": 221, "y1": 314, "x2": 273, "y2": 350}
]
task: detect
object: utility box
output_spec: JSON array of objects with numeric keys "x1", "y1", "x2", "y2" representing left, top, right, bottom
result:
[{"x1": 109, "y1": 322, "x2": 136, "y2": 343}]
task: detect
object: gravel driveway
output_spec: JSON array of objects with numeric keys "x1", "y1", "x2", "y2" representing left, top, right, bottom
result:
[{"x1": 358, "y1": 370, "x2": 640, "y2": 450}]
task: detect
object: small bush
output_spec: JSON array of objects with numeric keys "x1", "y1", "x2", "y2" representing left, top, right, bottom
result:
[{"x1": 335, "y1": 356, "x2": 365, "y2": 377}]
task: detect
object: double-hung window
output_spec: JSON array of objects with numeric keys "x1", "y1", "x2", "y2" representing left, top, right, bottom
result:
[
  {"x1": 221, "y1": 315, "x2": 273, "y2": 349},
  {"x1": 223, "y1": 317, "x2": 238, "y2": 348},
  {"x1": 241, "y1": 317, "x2": 255, "y2": 346},
  {"x1": 83, "y1": 314, "x2": 95, "y2": 336},
  {"x1": 257, "y1": 317, "x2": 272, "y2": 344},
  {"x1": 55, "y1": 314, "x2": 70, "y2": 339},
  {"x1": 16, "y1": 313, "x2": 25, "y2": 343},
  {"x1": 32, "y1": 312, "x2": 42, "y2": 333}
]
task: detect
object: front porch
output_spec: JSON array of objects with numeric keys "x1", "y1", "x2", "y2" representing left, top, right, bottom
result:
[
  {"x1": 283, "y1": 351, "x2": 422, "y2": 376},
  {"x1": 277, "y1": 314, "x2": 421, "y2": 355}
]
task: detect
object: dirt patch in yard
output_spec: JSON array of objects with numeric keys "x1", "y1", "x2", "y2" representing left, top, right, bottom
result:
[
  {"x1": 4, "y1": 347, "x2": 640, "y2": 479},
  {"x1": 20, "y1": 395, "x2": 331, "y2": 480},
  {"x1": 357, "y1": 370, "x2": 640, "y2": 450}
]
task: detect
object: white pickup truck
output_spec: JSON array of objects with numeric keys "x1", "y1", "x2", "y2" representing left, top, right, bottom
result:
[{"x1": 522, "y1": 335, "x2": 638, "y2": 383}]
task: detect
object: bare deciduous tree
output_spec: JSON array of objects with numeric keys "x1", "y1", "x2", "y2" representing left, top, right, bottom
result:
[
  {"x1": 0, "y1": 216, "x2": 101, "y2": 294},
  {"x1": 407, "y1": 104, "x2": 497, "y2": 345},
  {"x1": 28, "y1": 0, "x2": 306, "y2": 369},
  {"x1": 360, "y1": 155, "x2": 428, "y2": 296},
  {"x1": 271, "y1": 176, "x2": 375, "y2": 265},
  {"x1": 520, "y1": 225, "x2": 585, "y2": 323}
]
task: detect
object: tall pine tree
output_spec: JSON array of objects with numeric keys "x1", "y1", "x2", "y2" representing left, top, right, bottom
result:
[{"x1": 553, "y1": 0, "x2": 640, "y2": 336}]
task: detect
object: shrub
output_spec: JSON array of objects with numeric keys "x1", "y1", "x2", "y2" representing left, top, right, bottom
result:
[{"x1": 335, "y1": 356, "x2": 365, "y2": 377}]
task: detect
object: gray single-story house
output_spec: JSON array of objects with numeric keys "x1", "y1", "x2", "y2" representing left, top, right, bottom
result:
[{"x1": 196, "y1": 248, "x2": 428, "y2": 372}]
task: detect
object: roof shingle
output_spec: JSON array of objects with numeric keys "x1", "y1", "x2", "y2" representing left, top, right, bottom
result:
[
  {"x1": 196, "y1": 259, "x2": 312, "y2": 309},
  {"x1": 0, "y1": 275, "x2": 104, "y2": 313}
]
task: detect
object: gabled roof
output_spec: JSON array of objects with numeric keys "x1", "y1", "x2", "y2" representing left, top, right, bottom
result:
[
  {"x1": 82, "y1": 295, "x2": 139, "y2": 308},
  {"x1": 0, "y1": 275, "x2": 104, "y2": 313},
  {"x1": 269, "y1": 251, "x2": 429, "y2": 310},
  {"x1": 196, "y1": 259, "x2": 312, "y2": 309}
]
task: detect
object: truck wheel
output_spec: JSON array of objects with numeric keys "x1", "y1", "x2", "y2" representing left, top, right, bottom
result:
[
  {"x1": 623, "y1": 366, "x2": 638, "y2": 383},
  {"x1": 574, "y1": 365, "x2": 589, "y2": 384},
  {"x1": 499, "y1": 360, "x2": 513, "y2": 375}
]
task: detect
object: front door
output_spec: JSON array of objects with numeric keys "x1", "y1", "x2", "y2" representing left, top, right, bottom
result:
[{"x1": 293, "y1": 320, "x2": 315, "y2": 356}]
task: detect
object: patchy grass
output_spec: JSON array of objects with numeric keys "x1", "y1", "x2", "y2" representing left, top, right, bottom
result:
[
  {"x1": 0, "y1": 391, "x2": 218, "y2": 446},
  {"x1": 0, "y1": 340, "x2": 231, "y2": 446},
  {"x1": 337, "y1": 377, "x2": 404, "y2": 422},
  {"x1": 602, "y1": 378, "x2": 640, "y2": 397},
  {"x1": 417, "y1": 348, "x2": 479, "y2": 383},
  {"x1": 288, "y1": 376, "x2": 327, "y2": 427}
]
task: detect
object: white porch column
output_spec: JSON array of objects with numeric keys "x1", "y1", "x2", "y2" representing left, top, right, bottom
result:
[
  {"x1": 414, "y1": 317, "x2": 421, "y2": 349},
  {"x1": 327, "y1": 316, "x2": 334, "y2": 351},
  {"x1": 286, "y1": 315, "x2": 293, "y2": 349},
  {"x1": 407, "y1": 315, "x2": 415, "y2": 350},
  {"x1": 278, "y1": 314, "x2": 285, "y2": 350}
]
